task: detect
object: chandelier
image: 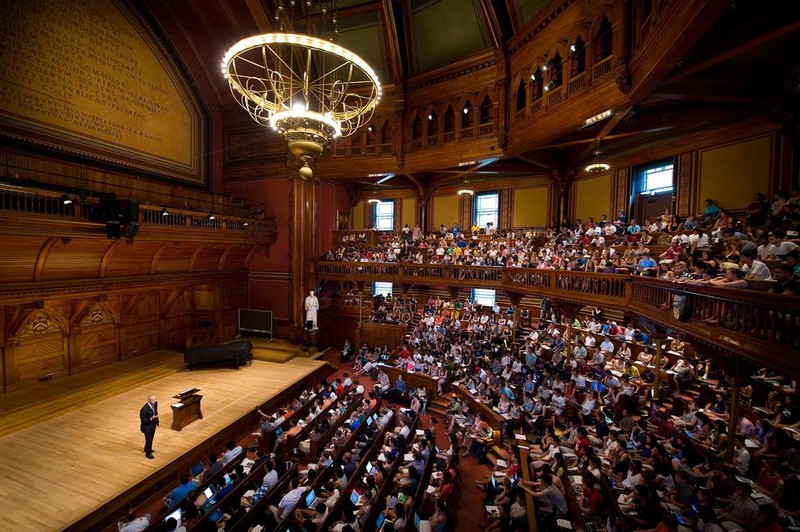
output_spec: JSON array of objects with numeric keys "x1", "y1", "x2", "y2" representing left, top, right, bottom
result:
[
  {"x1": 585, "y1": 139, "x2": 610, "y2": 173},
  {"x1": 222, "y1": 23, "x2": 381, "y2": 179}
]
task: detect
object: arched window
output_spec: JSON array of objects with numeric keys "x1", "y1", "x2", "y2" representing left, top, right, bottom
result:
[
  {"x1": 479, "y1": 95, "x2": 492, "y2": 124},
  {"x1": 380, "y1": 121, "x2": 392, "y2": 147},
  {"x1": 461, "y1": 101, "x2": 473, "y2": 129},
  {"x1": 411, "y1": 115, "x2": 422, "y2": 140},
  {"x1": 570, "y1": 37, "x2": 586, "y2": 76},
  {"x1": 595, "y1": 18, "x2": 613, "y2": 62},
  {"x1": 516, "y1": 78, "x2": 527, "y2": 112},
  {"x1": 545, "y1": 53, "x2": 562, "y2": 91},
  {"x1": 531, "y1": 68, "x2": 543, "y2": 100},
  {"x1": 443, "y1": 105, "x2": 455, "y2": 133},
  {"x1": 427, "y1": 110, "x2": 438, "y2": 137},
  {"x1": 365, "y1": 124, "x2": 376, "y2": 146}
]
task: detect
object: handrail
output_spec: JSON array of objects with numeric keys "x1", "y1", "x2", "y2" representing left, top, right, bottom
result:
[
  {"x1": 0, "y1": 183, "x2": 276, "y2": 235},
  {"x1": 315, "y1": 261, "x2": 800, "y2": 376}
]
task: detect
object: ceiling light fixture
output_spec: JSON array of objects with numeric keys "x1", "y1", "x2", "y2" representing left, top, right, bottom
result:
[
  {"x1": 585, "y1": 139, "x2": 611, "y2": 173},
  {"x1": 458, "y1": 173, "x2": 474, "y2": 196},
  {"x1": 208, "y1": 211, "x2": 216, "y2": 220},
  {"x1": 161, "y1": 207, "x2": 169, "y2": 216},
  {"x1": 223, "y1": 25, "x2": 381, "y2": 180},
  {"x1": 61, "y1": 194, "x2": 73, "y2": 205}
]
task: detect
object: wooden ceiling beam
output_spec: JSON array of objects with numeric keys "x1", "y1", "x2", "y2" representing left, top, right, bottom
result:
[
  {"x1": 478, "y1": 0, "x2": 504, "y2": 49},
  {"x1": 666, "y1": 18, "x2": 800, "y2": 84},
  {"x1": 567, "y1": 108, "x2": 631, "y2": 169},
  {"x1": 381, "y1": 0, "x2": 405, "y2": 81},
  {"x1": 244, "y1": 0, "x2": 275, "y2": 33}
]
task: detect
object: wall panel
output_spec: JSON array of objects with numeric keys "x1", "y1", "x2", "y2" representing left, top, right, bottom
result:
[
  {"x1": 402, "y1": 198, "x2": 417, "y2": 229},
  {"x1": 574, "y1": 172, "x2": 612, "y2": 223},
  {"x1": 698, "y1": 135, "x2": 772, "y2": 213},
  {"x1": 432, "y1": 194, "x2": 459, "y2": 228},
  {"x1": 512, "y1": 186, "x2": 549, "y2": 228}
]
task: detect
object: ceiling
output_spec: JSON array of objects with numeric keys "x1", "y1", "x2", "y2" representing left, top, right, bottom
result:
[{"x1": 135, "y1": 0, "x2": 800, "y2": 191}]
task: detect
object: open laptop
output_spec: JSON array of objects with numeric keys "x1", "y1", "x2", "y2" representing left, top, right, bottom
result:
[
  {"x1": 208, "y1": 509, "x2": 224, "y2": 523},
  {"x1": 350, "y1": 489, "x2": 363, "y2": 506},
  {"x1": 305, "y1": 488, "x2": 317, "y2": 509},
  {"x1": 273, "y1": 427, "x2": 284, "y2": 437},
  {"x1": 165, "y1": 508, "x2": 181, "y2": 527},
  {"x1": 190, "y1": 461, "x2": 204, "y2": 477}
]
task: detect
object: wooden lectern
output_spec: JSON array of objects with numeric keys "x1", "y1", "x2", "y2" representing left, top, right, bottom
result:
[{"x1": 171, "y1": 388, "x2": 203, "y2": 431}]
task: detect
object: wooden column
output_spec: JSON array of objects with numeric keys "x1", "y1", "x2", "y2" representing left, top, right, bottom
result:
[
  {"x1": 565, "y1": 322, "x2": 573, "y2": 361},
  {"x1": 290, "y1": 177, "x2": 317, "y2": 336},
  {"x1": 653, "y1": 339, "x2": 663, "y2": 400},
  {"x1": 518, "y1": 445, "x2": 538, "y2": 532},
  {"x1": 725, "y1": 378, "x2": 741, "y2": 463}
]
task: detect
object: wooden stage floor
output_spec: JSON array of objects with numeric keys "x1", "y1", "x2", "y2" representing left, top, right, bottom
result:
[{"x1": 0, "y1": 355, "x2": 326, "y2": 531}]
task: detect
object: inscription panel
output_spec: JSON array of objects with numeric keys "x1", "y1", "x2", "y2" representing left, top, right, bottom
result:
[{"x1": 0, "y1": 0, "x2": 206, "y2": 184}]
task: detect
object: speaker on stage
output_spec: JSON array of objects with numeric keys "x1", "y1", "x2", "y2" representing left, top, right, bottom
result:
[
  {"x1": 106, "y1": 220, "x2": 121, "y2": 239},
  {"x1": 121, "y1": 221, "x2": 139, "y2": 240}
]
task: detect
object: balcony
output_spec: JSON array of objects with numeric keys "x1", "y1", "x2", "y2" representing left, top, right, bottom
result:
[
  {"x1": 0, "y1": 184, "x2": 277, "y2": 244},
  {"x1": 315, "y1": 261, "x2": 800, "y2": 375}
]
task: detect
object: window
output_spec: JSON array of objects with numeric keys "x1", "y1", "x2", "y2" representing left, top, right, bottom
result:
[
  {"x1": 474, "y1": 192, "x2": 499, "y2": 229},
  {"x1": 374, "y1": 200, "x2": 395, "y2": 231},
  {"x1": 638, "y1": 161, "x2": 674, "y2": 195},
  {"x1": 471, "y1": 288, "x2": 496, "y2": 307},
  {"x1": 373, "y1": 282, "x2": 393, "y2": 298}
]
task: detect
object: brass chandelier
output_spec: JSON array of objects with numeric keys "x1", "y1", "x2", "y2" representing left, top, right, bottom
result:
[{"x1": 222, "y1": 2, "x2": 381, "y2": 179}]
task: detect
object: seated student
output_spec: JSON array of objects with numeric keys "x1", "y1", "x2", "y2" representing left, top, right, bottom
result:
[
  {"x1": 164, "y1": 475, "x2": 197, "y2": 510},
  {"x1": 520, "y1": 473, "x2": 567, "y2": 515}
]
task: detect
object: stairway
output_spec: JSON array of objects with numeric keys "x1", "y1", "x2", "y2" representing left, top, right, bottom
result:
[{"x1": 428, "y1": 395, "x2": 449, "y2": 417}]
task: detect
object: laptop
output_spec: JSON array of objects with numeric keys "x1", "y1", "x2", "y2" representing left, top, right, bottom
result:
[
  {"x1": 350, "y1": 490, "x2": 362, "y2": 506},
  {"x1": 376, "y1": 513, "x2": 386, "y2": 530},
  {"x1": 305, "y1": 489, "x2": 317, "y2": 509},
  {"x1": 203, "y1": 486, "x2": 216, "y2": 500},
  {"x1": 190, "y1": 461, "x2": 204, "y2": 477},
  {"x1": 208, "y1": 509, "x2": 224, "y2": 523},
  {"x1": 165, "y1": 508, "x2": 181, "y2": 527},
  {"x1": 273, "y1": 427, "x2": 284, "y2": 437},
  {"x1": 366, "y1": 461, "x2": 375, "y2": 474}
]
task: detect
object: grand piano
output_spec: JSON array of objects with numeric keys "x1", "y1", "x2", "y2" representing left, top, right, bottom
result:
[{"x1": 184, "y1": 339, "x2": 253, "y2": 369}]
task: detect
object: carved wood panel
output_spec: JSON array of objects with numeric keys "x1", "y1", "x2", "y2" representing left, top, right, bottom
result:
[
  {"x1": 8, "y1": 333, "x2": 67, "y2": 386},
  {"x1": 72, "y1": 324, "x2": 118, "y2": 370}
]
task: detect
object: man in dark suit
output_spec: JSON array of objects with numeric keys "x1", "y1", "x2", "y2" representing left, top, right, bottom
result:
[{"x1": 140, "y1": 394, "x2": 159, "y2": 459}]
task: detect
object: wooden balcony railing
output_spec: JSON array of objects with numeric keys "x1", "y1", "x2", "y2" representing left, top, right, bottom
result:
[
  {"x1": 592, "y1": 56, "x2": 612, "y2": 80},
  {"x1": 315, "y1": 261, "x2": 800, "y2": 374},
  {"x1": 0, "y1": 184, "x2": 276, "y2": 237},
  {"x1": 568, "y1": 72, "x2": 586, "y2": 93},
  {"x1": 547, "y1": 87, "x2": 563, "y2": 106}
]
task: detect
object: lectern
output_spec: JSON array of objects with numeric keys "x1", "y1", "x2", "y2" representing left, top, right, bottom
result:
[{"x1": 171, "y1": 388, "x2": 203, "y2": 431}]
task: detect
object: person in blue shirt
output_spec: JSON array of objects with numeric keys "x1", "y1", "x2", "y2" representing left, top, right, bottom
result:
[
  {"x1": 165, "y1": 475, "x2": 197, "y2": 509},
  {"x1": 637, "y1": 253, "x2": 657, "y2": 271},
  {"x1": 702, "y1": 198, "x2": 721, "y2": 219},
  {"x1": 390, "y1": 374, "x2": 407, "y2": 405},
  {"x1": 627, "y1": 219, "x2": 642, "y2": 234}
]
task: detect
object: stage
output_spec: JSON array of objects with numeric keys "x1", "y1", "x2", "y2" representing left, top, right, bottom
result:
[{"x1": 0, "y1": 352, "x2": 328, "y2": 531}]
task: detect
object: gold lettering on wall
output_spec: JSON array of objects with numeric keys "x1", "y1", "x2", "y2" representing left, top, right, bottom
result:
[{"x1": 0, "y1": 0, "x2": 204, "y2": 183}]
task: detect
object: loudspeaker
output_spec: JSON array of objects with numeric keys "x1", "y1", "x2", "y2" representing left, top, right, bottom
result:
[
  {"x1": 121, "y1": 221, "x2": 139, "y2": 240},
  {"x1": 106, "y1": 220, "x2": 121, "y2": 239},
  {"x1": 117, "y1": 199, "x2": 139, "y2": 222}
]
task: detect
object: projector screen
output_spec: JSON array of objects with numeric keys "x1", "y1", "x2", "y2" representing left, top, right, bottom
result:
[{"x1": 238, "y1": 309, "x2": 273, "y2": 338}]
